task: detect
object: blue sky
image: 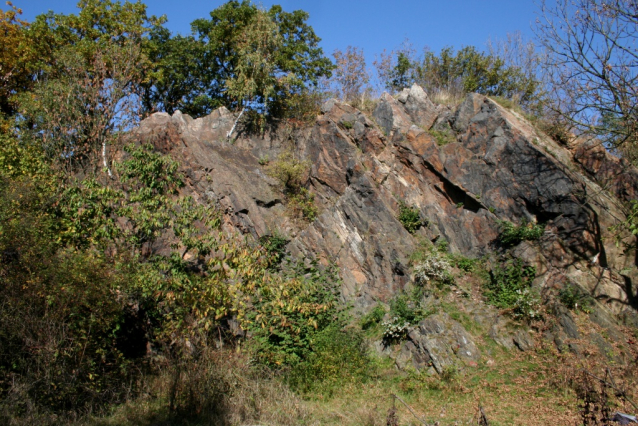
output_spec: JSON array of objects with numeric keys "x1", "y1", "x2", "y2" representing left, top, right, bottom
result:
[{"x1": 7, "y1": 1, "x2": 541, "y2": 68}]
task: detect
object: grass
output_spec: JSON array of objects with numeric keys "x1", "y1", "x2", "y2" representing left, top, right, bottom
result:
[
  {"x1": 76, "y1": 312, "x2": 638, "y2": 426},
  {"x1": 428, "y1": 128, "x2": 456, "y2": 146},
  {"x1": 294, "y1": 341, "x2": 580, "y2": 426}
]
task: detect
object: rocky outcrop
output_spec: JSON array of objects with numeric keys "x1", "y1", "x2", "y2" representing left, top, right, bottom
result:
[
  {"x1": 132, "y1": 84, "x2": 638, "y2": 372},
  {"x1": 572, "y1": 136, "x2": 638, "y2": 203},
  {"x1": 395, "y1": 314, "x2": 481, "y2": 374}
]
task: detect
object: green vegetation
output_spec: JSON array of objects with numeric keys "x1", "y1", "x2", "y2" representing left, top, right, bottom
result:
[
  {"x1": 498, "y1": 219, "x2": 544, "y2": 246},
  {"x1": 382, "y1": 288, "x2": 434, "y2": 343},
  {"x1": 142, "y1": 0, "x2": 334, "y2": 117},
  {"x1": 266, "y1": 151, "x2": 317, "y2": 221},
  {"x1": 558, "y1": 284, "x2": 593, "y2": 313},
  {"x1": 287, "y1": 326, "x2": 370, "y2": 395},
  {"x1": 410, "y1": 238, "x2": 479, "y2": 285},
  {"x1": 266, "y1": 151, "x2": 310, "y2": 190},
  {"x1": 360, "y1": 304, "x2": 386, "y2": 330},
  {"x1": 0, "y1": 128, "x2": 360, "y2": 421},
  {"x1": 388, "y1": 290, "x2": 433, "y2": 325},
  {"x1": 484, "y1": 258, "x2": 540, "y2": 320},
  {"x1": 341, "y1": 120, "x2": 354, "y2": 129},
  {"x1": 289, "y1": 187, "x2": 319, "y2": 221},
  {"x1": 428, "y1": 127, "x2": 456, "y2": 146},
  {"x1": 447, "y1": 252, "x2": 479, "y2": 273},
  {"x1": 414, "y1": 252, "x2": 454, "y2": 285},
  {"x1": 3, "y1": 1, "x2": 638, "y2": 424},
  {"x1": 378, "y1": 45, "x2": 542, "y2": 110},
  {"x1": 259, "y1": 232, "x2": 289, "y2": 268},
  {"x1": 397, "y1": 200, "x2": 424, "y2": 234}
]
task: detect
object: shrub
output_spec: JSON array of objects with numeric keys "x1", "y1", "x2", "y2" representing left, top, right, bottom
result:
[
  {"x1": 414, "y1": 253, "x2": 453, "y2": 285},
  {"x1": 484, "y1": 258, "x2": 540, "y2": 320},
  {"x1": 288, "y1": 187, "x2": 318, "y2": 221},
  {"x1": 388, "y1": 290, "x2": 432, "y2": 326},
  {"x1": 360, "y1": 304, "x2": 386, "y2": 330},
  {"x1": 287, "y1": 326, "x2": 370, "y2": 395},
  {"x1": 245, "y1": 261, "x2": 346, "y2": 367},
  {"x1": 341, "y1": 120, "x2": 354, "y2": 129},
  {"x1": 267, "y1": 152, "x2": 317, "y2": 221},
  {"x1": 0, "y1": 179, "x2": 142, "y2": 417},
  {"x1": 497, "y1": 219, "x2": 544, "y2": 246},
  {"x1": 448, "y1": 253, "x2": 478, "y2": 273},
  {"x1": 559, "y1": 284, "x2": 593, "y2": 313},
  {"x1": 266, "y1": 151, "x2": 309, "y2": 192},
  {"x1": 382, "y1": 317, "x2": 410, "y2": 342},
  {"x1": 397, "y1": 200, "x2": 423, "y2": 234}
]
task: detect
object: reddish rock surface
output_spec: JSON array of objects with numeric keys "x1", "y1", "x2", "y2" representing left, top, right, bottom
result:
[{"x1": 132, "y1": 87, "x2": 638, "y2": 316}]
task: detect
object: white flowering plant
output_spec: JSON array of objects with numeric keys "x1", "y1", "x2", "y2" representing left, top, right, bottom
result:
[
  {"x1": 382, "y1": 317, "x2": 410, "y2": 342},
  {"x1": 414, "y1": 253, "x2": 453, "y2": 285}
]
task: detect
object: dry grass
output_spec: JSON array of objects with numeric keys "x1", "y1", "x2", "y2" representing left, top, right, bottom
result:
[
  {"x1": 429, "y1": 88, "x2": 465, "y2": 108},
  {"x1": 78, "y1": 306, "x2": 638, "y2": 426},
  {"x1": 298, "y1": 343, "x2": 580, "y2": 426},
  {"x1": 83, "y1": 349, "x2": 311, "y2": 426}
]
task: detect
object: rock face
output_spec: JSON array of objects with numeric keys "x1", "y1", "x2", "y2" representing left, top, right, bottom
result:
[
  {"x1": 396, "y1": 314, "x2": 481, "y2": 374},
  {"x1": 132, "y1": 85, "x2": 638, "y2": 370}
]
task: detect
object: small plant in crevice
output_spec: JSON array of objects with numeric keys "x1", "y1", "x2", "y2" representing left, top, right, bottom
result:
[
  {"x1": 484, "y1": 258, "x2": 540, "y2": 320},
  {"x1": 435, "y1": 238, "x2": 449, "y2": 253},
  {"x1": 397, "y1": 200, "x2": 424, "y2": 234},
  {"x1": 289, "y1": 187, "x2": 318, "y2": 221},
  {"x1": 428, "y1": 128, "x2": 456, "y2": 146},
  {"x1": 266, "y1": 151, "x2": 309, "y2": 191},
  {"x1": 341, "y1": 120, "x2": 354, "y2": 129},
  {"x1": 447, "y1": 252, "x2": 478, "y2": 273},
  {"x1": 266, "y1": 151, "x2": 317, "y2": 222},
  {"x1": 497, "y1": 219, "x2": 544, "y2": 246},
  {"x1": 387, "y1": 289, "x2": 433, "y2": 329},
  {"x1": 258, "y1": 155, "x2": 270, "y2": 165}
]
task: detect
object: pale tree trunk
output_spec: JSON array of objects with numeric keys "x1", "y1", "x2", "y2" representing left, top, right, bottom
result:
[
  {"x1": 102, "y1": 141, "x2": 113, "y2": 177},
  {"x1": 227, "y1": 107, "x2": 246, "y2": 140}
]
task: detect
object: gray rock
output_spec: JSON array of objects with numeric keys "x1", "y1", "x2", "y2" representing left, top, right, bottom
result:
[
  {"x1": 452, "y1": 93, "x2": 484, "y2": 133},
  {"x1": 131, "y1": 83, "x2": 638, "y2": 335},
  {"x1": 402, "y1": 84, "x2": 439, "y2": 130},
  {"x1": 513, "y1": 329, "x2": 535, "y2": 351},
  {"x1": 398, "y1": 314, "x2": 480, "y2": 374},
  {"x1": 556, "y1": 305, "x2": 580, "y2": 339}
]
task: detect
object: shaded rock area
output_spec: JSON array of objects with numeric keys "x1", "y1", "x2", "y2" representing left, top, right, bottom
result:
[{"x1": 131, "y1": 84, "x2": 638, "y2": 373}]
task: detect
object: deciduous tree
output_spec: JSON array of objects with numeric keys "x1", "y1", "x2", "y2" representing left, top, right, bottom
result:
[
  {"x1": 142, "y1": 1, "x2": 333, "y2": 118},
  {"x1": 536, "y1": 0, "x2": 638, "y2": 160},
  {"x1": 331, "y1": 45, "x2": 369, "y2": 105},
  {"x1": 18, "y1": 0, "x2": 160, "y2": 175}
]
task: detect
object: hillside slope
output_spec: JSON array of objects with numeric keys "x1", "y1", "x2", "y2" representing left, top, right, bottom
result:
[{"x1": 132, "y1": 84, "x2": 638, "y2": 374}]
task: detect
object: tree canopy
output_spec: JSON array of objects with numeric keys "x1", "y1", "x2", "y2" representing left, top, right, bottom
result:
[
  {"x1": 377, "y1": 45, "x2": 542, "y2": 108},
  {"x1": 141, "y1": 0, "x2": 334, "y2": 117}
]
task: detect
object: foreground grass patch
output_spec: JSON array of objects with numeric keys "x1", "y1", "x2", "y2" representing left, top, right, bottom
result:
[{"x1": 82, "y1": 341, "x2": 581, "y2": 426}]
